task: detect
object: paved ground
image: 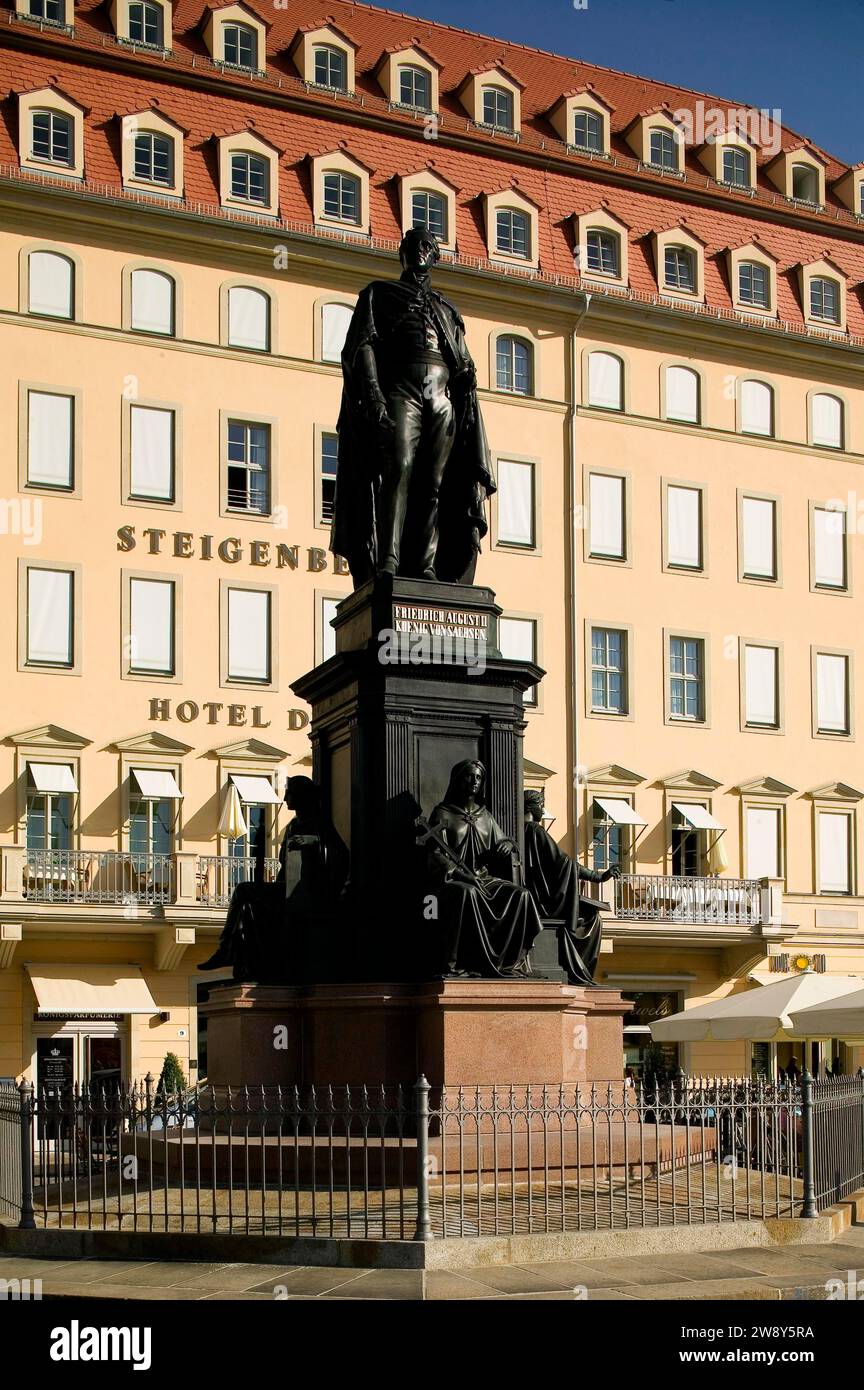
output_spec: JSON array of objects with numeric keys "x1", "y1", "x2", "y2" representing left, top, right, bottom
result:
[{"x1": 3, "y1": 1223, "x2": 864, "y2": 1300}]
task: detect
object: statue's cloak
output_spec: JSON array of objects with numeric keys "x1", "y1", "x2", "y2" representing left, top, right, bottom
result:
[{"x1": 330, "y1": 280, "x2": 496, "y2": 586}]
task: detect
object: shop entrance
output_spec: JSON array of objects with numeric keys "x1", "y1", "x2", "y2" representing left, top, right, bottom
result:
[{"x1": 33, "y1": 1020, "x2": 126, "y2": 1094}]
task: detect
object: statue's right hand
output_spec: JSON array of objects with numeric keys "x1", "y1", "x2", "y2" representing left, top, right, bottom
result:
[{"x1": 364, "y1": 390, "x2": 395, "y2": 433}]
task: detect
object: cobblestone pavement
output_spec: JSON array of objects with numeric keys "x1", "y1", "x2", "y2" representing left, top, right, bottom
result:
[{"x1": 3, "y1": 1224, "x2": 864, "y2": 1300}]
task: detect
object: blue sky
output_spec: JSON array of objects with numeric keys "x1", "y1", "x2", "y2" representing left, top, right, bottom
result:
[{"x1": 365, "y1": 0, "x2": 864, "y2": 163}]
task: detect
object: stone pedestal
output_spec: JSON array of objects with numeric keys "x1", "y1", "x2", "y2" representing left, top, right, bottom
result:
[{"x1": 201, "y1": 979, "x2": 630, "y2": 1087}]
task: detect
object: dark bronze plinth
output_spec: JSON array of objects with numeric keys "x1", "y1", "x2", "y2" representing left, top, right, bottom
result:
[{"x1": 291, "y1": 574, "x2": 543, "y2": 978}]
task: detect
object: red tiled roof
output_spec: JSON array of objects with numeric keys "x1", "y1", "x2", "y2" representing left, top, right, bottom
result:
[{"x1": 2, "y1": 0, "x2": 864, "y2": 336}]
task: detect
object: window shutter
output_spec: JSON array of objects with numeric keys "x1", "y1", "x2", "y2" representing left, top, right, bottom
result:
[
  {"x1": 497, "y1": 460, "x2": 534, "y2": 545},
  {"x1": 818, "y1": 812, "x2": 849, "y2": 892},
  {"x1": 744, "y1": 645, "x2": 778, "y2": 726},
  {"x1": 813, "y1": 509, "x2": 846, "y2": 587},
  {"x1": 587, "y1": 352, "x2": 622, "y2": 409},
  {"x1": 741, "y1": 379, "x2": 772, "y2": 435},
  {"x1": 811, "y1": 393, "x2": 842, "y2": 448},
  {"x1": 588, "y1": 474, "x2": 625, "y2": 557},
  {"x1": 741, "y1": 496, "x2": 775, "y2": 578},
  {"x1": 228, "y1": 286, "x2": 270, "y2": 350},
  {"x1": 29, "y1": 251, "x2": 73, "y2": 318},
  {"x1": 746, "y1": 805, "x2": 780, "y2": 879},
  {"x1": 666, "y1": 485, "x2": 701, "y2": 567},
  {"x1": 131, "y1": 269, "x2": 174, "y2": 335},
  {"x1": 321, "y1": 303, "x2": 353, "y2": 363},
  {"x1": 816, "y1": 653, "x2": 848, "y2": 731},
  {"x1": 28, "y1": 391, "x2": 73, "y2": 487},
  {"x1": 228, "y1": 588, "x2": 270, "y2": 681},
  {"x1": 28, "y1": 568, "x2": 73, "y2": 664},
  {"x1": 130, "y1": 406, "x2": 174, "y2": 500},
  {"x1": 666, "y1": 366, "x2": 699, "y2": 422},
  {"x1": 130, "y1": 578, "x2": 174, "y2": 673}
]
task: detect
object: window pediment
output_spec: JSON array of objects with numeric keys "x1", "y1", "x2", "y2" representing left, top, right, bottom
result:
[
  {"x1": 376, "y1": 44, "x2": 440, "y2": 110},
  {"x1": 202, "y1": 2, "x2": 269, "y2": 72},
  {"x1": 548, "y1": 86, "x2": 614, "y2": 151},
  {"x1": 290, "y1": 22, "x2": 357, "y2": 90},
  {"x1": 458, "y1": 65, "x2": 523, "y2": 132}
]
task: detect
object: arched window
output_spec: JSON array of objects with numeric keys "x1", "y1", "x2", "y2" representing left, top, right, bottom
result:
[
  {"x1": 230, "y1": 152, "x2": 269, "y2": 204},
  {"x1": 128, "y1": 1, "x2": 163, "y2": 46},
  {"x1": 322, "y1": 171, "x2": 360, "y2": 223},
  {"x1": 585, "y1": 229, "x2": 620, "y2": 277},
  {"x1": 810, "y1": 277, "x2": 840, "y2": 324},
  {"x1": 665, "y1": 366, "x2": 700, "y2": 424},
  {"x1": 482, "y1": 86, "x2": 514, "y2": 131},
  {"x1": 587, "y1": 351, "x2": 624, "y2": 411},
  {"x1": 130, "y1": 268, "x2": 175, "y2": 336},
  {"x1": 320, "y1": 302, "x2": 353, "y2": 363},
  {"x1": 31, "y1": 109, "x2": 72, "y2": 166},
  {"x1": 28, "y1": 250, "x2": 74, "y2": 319},
  {"x1": 495, "y1": 208, "x2": 530, "y2": 258},
  {"x1": 223, "y1": 22, "x2": 257, "y2": 70},
  {"x1": 313, "y1": 45, "x2": 347, "y2": 90},
  {"x1": 740, "y1": 379, "x2": 774, "y2": 437},
  {"x1": 649, "y1": 127, "x2": 678, "y2": 171},
  {"x1": 664, "y1": 245, "x2": 696, "y2": 292},
  {"x1": 399, "y1": 65, "x2": 431, "y2": 110},
  {"x1": 792, "y1": 163, "x2": 819, "y2": 203},
  {"x1": 411, "y1": 189, "x2": 447, "y2": 240},
  {"x1": 496, "y1": 336, "x2": 533, "y2": 395},
  {"x1": 811, "y1": 393, "x2": 844, "y2": 450},
  {"x1": 228, "y1": 286, "x2": 270, "y2": 352},
  {"x1": 738, "y1": 261, "x2": 770, "y2": 309},
  {"x1": 573, "y1": 110, "x2": 603, "y2": 153},
  {"x1": 133, "y1": 131, "x2": 173, "y2": 185},
  {"x1": 722, "y1": 147, "x2": 750, "y2": 187}
]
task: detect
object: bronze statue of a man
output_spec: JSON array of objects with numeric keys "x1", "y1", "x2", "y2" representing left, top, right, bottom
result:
[{"x1": 330, "y1": 226, "x2": 495, "y2": 587}]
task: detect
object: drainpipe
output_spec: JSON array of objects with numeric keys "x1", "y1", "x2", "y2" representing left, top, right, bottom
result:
[{"x1": 567, "y1": 292, "x2": 592, "y2": 855}]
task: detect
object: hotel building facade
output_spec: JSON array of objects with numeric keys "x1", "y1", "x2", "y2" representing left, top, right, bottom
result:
[{"x1": 2, "y1": 0, "x2": 864, "y2": 1090}]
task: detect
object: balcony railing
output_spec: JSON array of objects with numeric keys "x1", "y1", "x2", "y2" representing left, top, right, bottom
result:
[
  {"x1": 614, "y1": 874, "x2": 763, "y2": 925},
  {"x1": 197, "y1": 855, "x2": 281, "y2": 907},
  {"x1": 24, "y1": 850, "x2": 173, "y2": 906}
]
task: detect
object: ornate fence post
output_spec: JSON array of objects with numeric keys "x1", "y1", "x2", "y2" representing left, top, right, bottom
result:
[
  {"x1": 413, "y1": 1074, "x2": 432, "y2": 1242},
  {"x1": 800, "y1": 1069, "x2": 818, "y2": 1218},
  {"x1": 18, "y1": 1081, "x2": 35, "y2": 1231}
]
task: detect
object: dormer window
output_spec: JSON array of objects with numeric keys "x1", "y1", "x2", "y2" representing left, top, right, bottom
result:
[
  {"x1": 739, "y1": 261, "x2": 770, "y2": 309},
  {"x1": 496, "y1": 208, "x2": 529, "y2": 257},
  {"x1": 27, "y1": 0, "x2": 65, "y2": 22},
  {"x1": 574, "y1": 109, "x2": 603, "y2": 153},
  {"x1": 323, "y1": 171, "x2": 360, "y2": 223},
  {"x1": 650, "y1": 127, "x2": 678, "y2": 171},
  {"x1": 31, "y1": 110, "x2": 72, "y2": 166},
  {"x1": 722, "y1": 146, "x2": 750, "y2": 188},
  {"x1": 231, "y1": 152, "x2": 268, "y2": 204},
  {"x1": 313, "y1": 44, "x2": 347, "y2": 90},
  {"x1": 134, "y1": 131, "x2": 172, "y2": 185},
  {"x1": 586, "y1": 229, "x2": 619, "y2": 277},
  {"x1": 483, "y1": 86, "x2": 514, "y2": 132},
  {"x1": 664, "y1": 246, "x2": 695, "y2": 292},
  {"x1": 128, "y1": 0, "x2": 163, "y2": 45},
  {"x1": 810, "y1": 277, "x2": 840, "y2": 324},
  {"x1": 411, "y1": 189, "x2": 446, "y2": 239},
  {"x1": 792, "y1": 162, "x2": 819, "y2": 204},
  {"x1": 399, "y1": 64, "x2": 431, "y2": 110},
  {"x1": 223, "y1": 22, "x2": 257, "y2": 70}
]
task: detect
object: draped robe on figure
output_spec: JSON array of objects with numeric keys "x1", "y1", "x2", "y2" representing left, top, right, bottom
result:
[{"x1": 523, "y1": 819, "x2": 607, "y2": 986}]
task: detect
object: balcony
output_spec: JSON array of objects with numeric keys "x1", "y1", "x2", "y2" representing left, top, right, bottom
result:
[
  {"x1": 197, "y1": 855, "x2": 281, "y2": 907},
  {"x1": 614, "y1": 874, "x2": 763, "y2": 926}
]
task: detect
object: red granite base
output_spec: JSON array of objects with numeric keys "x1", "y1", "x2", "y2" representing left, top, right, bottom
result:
[{"x1": 201, "y1": 980, "x2": 629, "y2": 1087}]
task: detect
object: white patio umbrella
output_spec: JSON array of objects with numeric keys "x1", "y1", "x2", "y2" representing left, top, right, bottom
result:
[
  {"x1": 650, "y1": 972, "x2": 864, "y2": 1043},
  {"x1": 788, "y1": 987, "x2": 864, "y2": 1041},
  {"x1": 217, "y1": 781, "x2": 249, "y2": 840}
]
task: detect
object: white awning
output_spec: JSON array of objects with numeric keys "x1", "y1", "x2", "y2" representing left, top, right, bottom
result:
[
  {"x1": 131, "y1": 768, "x2": 183, "y2": 800},
  {"x1": 594, "y1": 797, "x2": 648, "y2": 827},
  {"x1": 27, "y1": 762, "x2": 78, "y2": 794},
  {"x1": 229, "y1": 774, "x2": 281, "y2": 805},
  {"x1": 26, "y1": 964, "x2": 158, "y2": 1016},
  {"x1": 672, "y1": 802, "x2": 724, "y2": 831}
]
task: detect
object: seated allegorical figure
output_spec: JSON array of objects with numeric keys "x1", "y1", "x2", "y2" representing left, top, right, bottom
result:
[
  {"x1": 523, "y1": 789, "x2": 618, "y2": 986},
  {"x1": 198, "y1": 776, "x2": 349, "y2": 984},
  {"x1": 420, "y1": 759, "x2": 541, "y2": 979}
]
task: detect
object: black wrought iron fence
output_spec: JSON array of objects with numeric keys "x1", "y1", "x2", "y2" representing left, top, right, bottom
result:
[{"x1": 1, "y1": 1073, "x2": 862, "y2": 1240}]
